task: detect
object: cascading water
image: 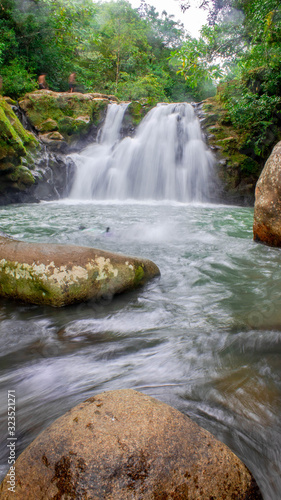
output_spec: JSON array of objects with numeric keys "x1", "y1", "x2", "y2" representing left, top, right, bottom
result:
[{"x1": 69, "y1": 102, "x2": 216, "y2": 202}]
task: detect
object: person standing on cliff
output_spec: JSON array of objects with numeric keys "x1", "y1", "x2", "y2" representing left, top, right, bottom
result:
[
  {"x1": 38, "y1": 74, "x2": 48, "y2": 90},
  {"x1": 68, "y1": 72, "x2": 76, "y2": 93}
]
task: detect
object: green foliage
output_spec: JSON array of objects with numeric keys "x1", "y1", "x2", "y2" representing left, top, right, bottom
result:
[
  {"x1": 0, "y1": 0, "x2": 97, "y2": 97},
  {"x1": 219, "y1": 80, "x2": 281, "y2": 155},
  {"x1": 170, "y1": 36, "x2": 223, "y2": 89},
  {"x1": 171, "y1": 0, "x2": 281, "y2": 166},
  {"x1": 117, "y1": 74, "x2": 167, "y2": 102},
  {"x1": 1, "y1": 59, "x2": 37, "y2": 99},
  {"x1": 0, "y1": 0, "x2": 203, "y2": 101}
]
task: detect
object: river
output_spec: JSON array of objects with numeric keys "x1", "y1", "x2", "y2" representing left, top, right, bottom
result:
[{"x1": 0, "y1": 199, "x2": 280, "y2": 499}]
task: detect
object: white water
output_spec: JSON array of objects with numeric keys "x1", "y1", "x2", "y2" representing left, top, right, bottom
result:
[
  {"x1": 1, "y1": 201, "x2": 281, "y2": 499},
  {"x1": 69, "y1": 102, "x2": 216, "y2": 202}
]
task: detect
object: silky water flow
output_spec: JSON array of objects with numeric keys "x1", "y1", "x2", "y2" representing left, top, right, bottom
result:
[
  {"x1": 0, "y1": 103, "x2": 280, "y2": 500},
  {"x1": 69, "y1": 102, "x2": 216, "y2": 202}
]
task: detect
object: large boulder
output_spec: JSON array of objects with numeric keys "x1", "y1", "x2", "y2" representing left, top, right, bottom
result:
[
  {"x1": 0, "y1": 389, "x2": 262, "y2": 499},
  {"x1": 0, "y1": 235, "x2": 160, "y2": 306},
  {"x1": 253, "y1": 141, "x2": 281, "y2": 246}
]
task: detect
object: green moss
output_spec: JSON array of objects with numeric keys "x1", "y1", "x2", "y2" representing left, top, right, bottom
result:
[
  {"x1": 38, "y1": 119, "x2": 58, "y2": 133},
  {"x1": 19, "y1": 92, "x2": 108, "y2": 142},
  {"x1": 0, "y1": 260, "x2": 53, "y2": 304},
  {"x1": 91, "y1": 100, "x2": 107, "y2": 126},
  {"x1": 127, "y1": 101, "x2": 143, "y2": 125},
  {"x1": 0, "y1": 98, "x2": 38, "y2": 150},
  {"x1": 0, "y1": 97, "x2": 38, "y2": 192},
  {"x1": 7, "y1": 166, "x2": 35, "y2": 189},
  {"x1": 134, "y1": 265, "x2": 145, "y2": 286},
  {"x1": 58, "y1": 116, "x2": 89, "y2": 137},
  {"x1": 202, "y1": 96, "x2": 263, "y2": 200}
]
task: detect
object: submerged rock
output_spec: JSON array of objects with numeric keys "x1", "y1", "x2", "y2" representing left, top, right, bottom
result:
[
  {"x1": 0, "y1": 389, "x2": 262, "y2": 499},
  {"x1": 0, "y1": 235, "x2": 160, "y2": 306},
  {"x1": 253, "y1": 141, "x2": 281, "y2": 246}
]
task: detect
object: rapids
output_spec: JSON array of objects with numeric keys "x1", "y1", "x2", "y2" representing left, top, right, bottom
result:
[
  {"x1": 0, "y1": 200, "x2": 280, "y2": 499},
  {"x1": 0, "y1": 103, "x2": 280, "y2": 498}
]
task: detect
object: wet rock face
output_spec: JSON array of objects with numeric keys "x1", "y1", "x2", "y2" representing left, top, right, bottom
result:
[
  {"x1": 198, "y1": 99, "x2": 261, "y2": 206},
  {"x1": 0, "y1": 235, "x2": 160, "y2": 307},
  {"x1": 0, "y1": 96, "x2": 40, "y2": 198},
  {"x1": 253, "y1": 141, "x2": 281, "y2": 246},
  {"x1": 0, "y1": 390, "x2": 262, "y2": 499},
  {"x1": 0, "y1": 95, "x2": 76, "y2": 204}
]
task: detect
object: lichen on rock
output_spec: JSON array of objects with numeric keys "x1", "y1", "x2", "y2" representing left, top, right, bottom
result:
[{"x1": 0, "y1": 234, "x2": 160, "y2": 306}]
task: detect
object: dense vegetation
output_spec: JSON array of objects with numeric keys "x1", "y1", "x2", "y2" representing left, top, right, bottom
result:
[
  {"x1": 174, "y1": 0, "x2": 281, "y2": 164},
  {"x1": 0, "y1": 0, "x2": 215, "y2": 102},
  {"x1": 0, "y1": 0, "x2": 280, "y2": 170}
]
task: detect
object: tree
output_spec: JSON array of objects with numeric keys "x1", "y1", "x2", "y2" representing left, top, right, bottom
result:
[
  {"x1": 0, "y1": 0, "x2": 96, "y2": 96},
  {"x1": 94, "y1": 1, "x2": 150, "y2": 93}
]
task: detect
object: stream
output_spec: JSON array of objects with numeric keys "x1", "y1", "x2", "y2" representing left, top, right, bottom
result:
[{"x1": 0, "y1": 200, "x2": 281, "y2": 499}]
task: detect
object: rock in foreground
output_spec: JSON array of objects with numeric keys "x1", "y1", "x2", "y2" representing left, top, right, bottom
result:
[
  {"x1": 253, "y1": 141, "x2": 281, "y2": 246},
  {"x1": 0, "y1": 236, "x2": 160, "y2": 306},
  {"x1": 0, "y1": 389, "x2": 262, "y2": 499}
]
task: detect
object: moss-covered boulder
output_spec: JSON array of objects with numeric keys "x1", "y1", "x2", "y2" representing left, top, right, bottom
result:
[
  {"x1": 253, "y1": 141, "x2": 281, "y2": 246},
  {"x1": 18, "y1": 90, "x2": 115, "y2": 150},
  {"x1": 200, "y1": 97, "x2": 261, "y2": 205},
  {"x1": 0, "y1": 389, "x2": 262, "y2": 499},
  {"x1": 0, "y1": 96, "x2": 39, "y2": 194},
  {"x1": 0, "y1": 234, "x2": 160, "y2": 306}
]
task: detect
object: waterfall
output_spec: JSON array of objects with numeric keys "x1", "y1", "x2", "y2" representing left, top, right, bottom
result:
[{"x1": 69, "y1": 102, "x2": 216, "y2": 202}]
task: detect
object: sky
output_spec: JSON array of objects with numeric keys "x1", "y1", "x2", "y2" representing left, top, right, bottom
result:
[
  {"x1": 99, "y1": 0, "x2": 209, "y2": 38},
  {"x1": 127, "y1": 0, "x2": 209, "y2": 38}
]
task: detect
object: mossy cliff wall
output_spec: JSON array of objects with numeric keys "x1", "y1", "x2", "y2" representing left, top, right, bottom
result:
[
  {"x1": 198, "y1": 96, "x2": 280, "y2": 206},
  {"x1": 0, "y1": 91, "x2": 118, "y2": 204},
  {"x1": 0, "y1": 91, "x2": 154, "y2": 204},
  {"x1": 0, "y1": 96, "x2": 39, "y2": 198}
]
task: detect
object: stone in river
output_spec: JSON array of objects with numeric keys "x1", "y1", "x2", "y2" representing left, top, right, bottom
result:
[
  {"x1": 0, "y1": 235, "x2": 160, "y2": 306},
  {"x1": 253, "y1": 141, "x2": 281, "y2": 246},
  {"x1": 0, "y1": 389, "x2": 262, "y2": 499}
]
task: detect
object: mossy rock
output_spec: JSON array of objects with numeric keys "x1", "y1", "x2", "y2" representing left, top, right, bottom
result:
[
  {"x1": 127, "y1": 101, "x2": 143, "y2": 125},
  {"x1": 0, "y1": 98, "x2": 38, "y2": 156},
  {"x1": 0, "y1": 96, "x2": 39, "y2": 194},
  {"x1": 0, "y1": 161, "x2": 14, "y2": 173},
  {"x1": 37, "y1": 118, "x2": 58, "y2": 133},
  {"x1": 57, "y1": 116, "x2": 90, "y2": 137},
  {"x1": 19, "y1": 90, "x2": 109, "y2": 143},
  {"x1": 6, "y1": 166, "x2": 35, "y2": 189},
  {"x1": 0, "y1": 234, "x2": 160, "y2": 306},
  {"x1": 201, "y1": 97, "x2": 263, "y2": 204}
]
